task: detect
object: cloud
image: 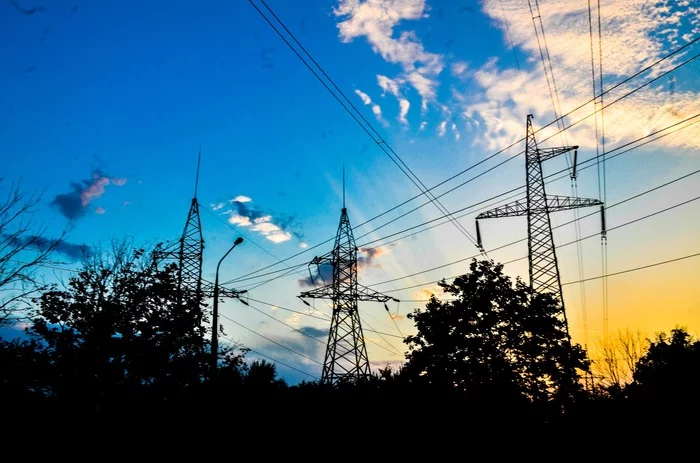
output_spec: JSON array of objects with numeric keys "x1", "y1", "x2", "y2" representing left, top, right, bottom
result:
[
  {"x1": 399, "y1": 98, "x2": 410, "y2": 124},
  {"x1": 299, "y1": 245, "x2": 394, "y2": 287},
  {"x1": 110, "y1": 177, "x2": 127, "y2": 187},
  {"x1": 419, "y1": 121, "x2": 427, "y2": 130},
  {"x1": 285, "y1": 314, "x2": 301, "y2": 326},
  {"x1": 437, "y1": 120, "x2": 447, "y2": 137},
  {"x1": 334, "y1": 0, "x2": 443, "y2": 110},
  {"x1": 51, "y1": 171, "x2": 126, "y2": 220},
  {"x1": 412, "y1": 285, "x2": 442, "y2": 300},
  {"x1": 355, "y1": 89, "x2": 373, "y2": 105},
  {"x1": 211, "y1": 202, "x2": 225, "y2": 211},
  {"x1": 371, "y1": 104, "x2": 388, "y2": 125},
  {"x1": 451, "y1": 122, "x2": 460, "y2": 141},
  {"x1": 377, "y1": 74, "x2": 401, "y2": 97},
  {"x1": 298, "y1": 262, "x2": 333, "y2": 288},
  {"x1": 225, "y1": 196, "x2": 298, "y2": 244},
  {"x1": 452, "y1": 61, "x2": 468, "y2": 77},
  {"x1": 298, "y1": 326, "x2": 329, "y2": 338},
  {"x1": 299, "y1": 242, "x2": 309, "y2": 249},
  {"x1": 95, "y1": 207, "x2": 106, "y2": 214},
  {"x1": 358, "y1": 245, "x2": 392, "y2": 269},
  {"x1": 3, "y1": 233, "x2": 92, "y2": 260},
  {"x1": 460, "y1": 0, "x2": 700, "y2": 151}
]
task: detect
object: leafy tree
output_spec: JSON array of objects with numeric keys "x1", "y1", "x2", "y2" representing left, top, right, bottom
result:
[
  {"x1": 402, "y1": 259, "x2": 589, "y2": 405},
  {"x1": 3, "y1": 242, "x2": 245, "y2": 411},
  {"x1": 626, "y1": 328, "x2": 699, "y2": 402}
]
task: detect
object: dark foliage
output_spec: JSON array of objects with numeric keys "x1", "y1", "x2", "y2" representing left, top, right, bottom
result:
[{"x1": 402, "y1": 259, "x2": 589, "y2": 408}]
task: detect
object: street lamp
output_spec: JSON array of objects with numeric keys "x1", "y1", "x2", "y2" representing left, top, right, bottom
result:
[{"x1": 212, "y1": 236, "x2": 243, "y2": 376}]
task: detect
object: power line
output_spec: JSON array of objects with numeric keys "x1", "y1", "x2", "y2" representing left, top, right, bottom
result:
[
  {"x1": 224, "y1": 36, "x2": 699, "y2": 285},
  {"x1": 245, "y1": 296, "x2": 404, "y2": 339},
  {"x1": 224, "y1": 115, "x2": 699, "y2": 290},
  {"x1": 219, "y1": 334, "x2": 320, "y2": 379},
  {"x1": 217, "y1": 311, "x2": 323, "y2": 365},
  {"x1": 370, "y1": 179, "x2": 700, "y2": 291},
  {"x1": 249, "y1": 0, "x2": 480, "y2": 249},
  {"x1": 562, "y1": 251, "x2": 700, "y2": 286}
]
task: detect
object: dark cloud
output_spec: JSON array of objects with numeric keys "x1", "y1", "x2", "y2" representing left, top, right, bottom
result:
[
  {"x1": 9, "y1": 0, "x2": 45, "y2": 15},
  {"x1": 298, "y1": 262, "x2": 333, "y2": 288},
  {"x1": 50, "y1": 170, "x2": 126, "y2": 220},
  {"x1": 3, "y1": 233, "x2": 91, "y2": 260},
  {"x1": 230, "y1": 199, "x2": 266, "y2": 223},
  {"x1": 298, "y1": 326, "x2": 329, "y2": 338},
  {"x1": 298, "y1": 246, "x2": 394, "y2": 288}
]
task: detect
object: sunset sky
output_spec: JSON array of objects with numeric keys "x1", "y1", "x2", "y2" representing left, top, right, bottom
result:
[{"x1": 1, "y1": 0, "x2": 698, "y2": 383}]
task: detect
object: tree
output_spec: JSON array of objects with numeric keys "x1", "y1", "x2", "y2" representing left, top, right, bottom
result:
[
  {"x1": 0, "y1": 180, "x2": 74, "y2": 325},
  {"x1": 594, "y1": 329, "x2": 648, "y2": 396},
  {"x1": 7, "y1": 242, "x2": 245, "y2": 411},
  {"x1": 402, "y1": 259, "x2": 589, "y2": 405},
  {"x1": 626, "y1": 328, "x2": 699, "y2": 403}
]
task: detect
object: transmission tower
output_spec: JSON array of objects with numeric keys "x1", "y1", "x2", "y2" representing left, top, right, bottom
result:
[
  {"x1": 475, "y1": 114, "x2": 604, "y2": 333},
  {"x1": 299, "y1": 175, "x2": 396, "y2": 385},
  {"x1": 154, "y1": 150, "x2": 205, "y2": 304},
  {"x1": 153, "y1": 150, "x2": 245, "y2": 304}
]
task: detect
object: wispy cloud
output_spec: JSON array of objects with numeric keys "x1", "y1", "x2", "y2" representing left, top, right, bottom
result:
[
  {"x1": 354, "y1": 89, "x2": 372, "y2": 105},
  {"x1": 334, "y1": 0, "x2": 443, "y2": 110},
  {"x1": 461, "y1": 0, "x2": 700, "y2": 151},
  {"x1": 222, "y1": 196, "x2": 299, "y2": 244},
  {"x1": 377, "y1": 74, "x2": 401, "y2": 97},
  {"x1": 3, "y1": 233, "x2": 92, "y2": 260},
  {"x1": 399, "y1": 98, "x2": 410, "y2": 124},
  {"x1": 51, "y1": 171, "x2": 127, "y2": 220},
  {"x1": 437, "y1": 120, "x2": 447, "y2": 137}
]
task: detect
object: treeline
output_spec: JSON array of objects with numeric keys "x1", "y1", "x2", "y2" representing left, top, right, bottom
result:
[{"x1": 1, "y1": 246, "x2": 698, "y2": 422}]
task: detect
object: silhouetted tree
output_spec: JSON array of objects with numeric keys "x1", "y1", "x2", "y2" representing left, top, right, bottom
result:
[
  {"x1": 626, "y1": 328, "x2": 699, "y2": 403},
  {"x1": 2, "y1": 242, "x2": 245, "y2": 411},
  {"x1": 402, "y1": 259, "x2": 589, "y2": 406},
  {"x1": 594, "y1": 329, "x2": 648, "y2": 397},
  {"x1": 0, "y1": 180, "x2": 74, "y2": 325},
  {"x1": 245, "y1": 360, "x2": 287, "y2": 390}
]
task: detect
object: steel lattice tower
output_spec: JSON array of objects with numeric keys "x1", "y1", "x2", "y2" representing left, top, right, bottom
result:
[
  {"x1": 300, "y1": 181, "x2": 394, "y2": 385},
  {"x1": 475, "y1": 115, "x2": 604, "y2": 332},
  {"x1": 154, "y1": 150, "x2": 204, "y2": 303}
]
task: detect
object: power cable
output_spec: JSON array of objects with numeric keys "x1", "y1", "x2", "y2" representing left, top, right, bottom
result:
[
  {"x1": 369, "y1": 178, "x2": 700, "y2": 290},
  {"x1": 376, "y1": 193, "x2": 700, "y2": 294},
  {"x1": 217, "y1": 311, "x2": 323, "y2": 365},
  {"x1": 225, "y1": 115, "x2": 699, "y2": 290},
  {"x1": 249, "y1": 0, "x2": 480, "y2": 249},
  {"x1": 223, "y1": 37, "x2": 699, "y2": 285},
  {"x1": 219, "y1": 334, "x2": 320, "y2": 379}
]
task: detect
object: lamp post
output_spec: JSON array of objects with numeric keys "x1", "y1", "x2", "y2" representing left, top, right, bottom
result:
[{"x1": 211, "y1": 236, "x2": 243, "y2": 377}]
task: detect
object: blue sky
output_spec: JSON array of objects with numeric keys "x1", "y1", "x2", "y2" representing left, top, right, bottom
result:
[{"x1": 2, "y1": 0, "x2": 699, "y2": 383}]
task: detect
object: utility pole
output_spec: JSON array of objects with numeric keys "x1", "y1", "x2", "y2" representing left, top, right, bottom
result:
[
  {"x1": 299, "y1": 172, "x2": 397, "y2": 385},
  {"x1": 153, "y1": 149, "x2": 247, "y2": 367},
  {"x1": 475, "y1": 115, "x2": 605, "y2": 333}
]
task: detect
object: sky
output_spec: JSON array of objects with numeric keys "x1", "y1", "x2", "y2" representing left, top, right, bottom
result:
[{"x1": 1, "y1": 0, "x2": 699, "y2": 383}]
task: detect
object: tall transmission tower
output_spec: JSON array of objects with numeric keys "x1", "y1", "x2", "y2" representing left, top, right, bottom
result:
[
  {"x1": 475, "y1": 115, "x2": 604, "y2": 333},
  {"x1": 154, "y1": 150, "x2": 205, "y2": 303},
  {"x1": 154, "y1": 150, "x2": 246, "y2": 305},
  {"x1": 299, "y1": 174, "x2": 397, "y2": 385}
]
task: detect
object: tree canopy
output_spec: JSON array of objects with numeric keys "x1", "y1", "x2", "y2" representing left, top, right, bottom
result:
[{"x1": 402, "y1": 259, "x2": 589, "y2": 405}]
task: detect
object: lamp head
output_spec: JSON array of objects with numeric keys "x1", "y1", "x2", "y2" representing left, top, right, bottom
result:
[{"x1": 234, "y1": 237, "x2": 244, "y2": 246}]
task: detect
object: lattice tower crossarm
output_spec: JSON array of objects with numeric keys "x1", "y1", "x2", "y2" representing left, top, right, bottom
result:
[
  {"x1": 300, "y1": 207, "x2": 395, "y2": 385},
  {"x1": 475, "y1": 115, "x2": 603, "y2": 333}
]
